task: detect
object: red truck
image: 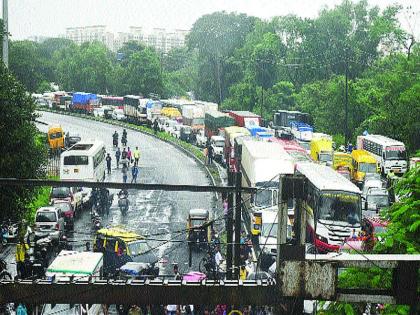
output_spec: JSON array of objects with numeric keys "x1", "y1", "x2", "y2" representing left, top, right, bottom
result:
[{"x1": 228, "y1": 111, "x2": 262, "y2": 128}]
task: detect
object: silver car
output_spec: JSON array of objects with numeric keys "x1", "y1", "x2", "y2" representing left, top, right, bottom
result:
[{"x1": 34, "y1": 206, "x2": 65, "y2": 243}]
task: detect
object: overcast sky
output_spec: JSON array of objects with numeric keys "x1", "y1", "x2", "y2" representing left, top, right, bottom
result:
[{"x1": 3, "y1": 0, "x2": 419, "y2": 39}]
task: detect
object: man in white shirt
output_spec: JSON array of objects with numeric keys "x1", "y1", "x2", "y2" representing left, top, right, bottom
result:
[{"x1": 215, "y1": 246, "x2": 223, "y2": 268}]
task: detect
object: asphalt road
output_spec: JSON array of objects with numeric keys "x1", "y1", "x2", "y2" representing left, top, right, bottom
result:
[{"x1": 5, "y1": 111, "x2": 219, "y2": 277}]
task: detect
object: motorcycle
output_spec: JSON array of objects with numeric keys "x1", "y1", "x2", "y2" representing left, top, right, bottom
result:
[
  {"x1": 121, "y1": 135, "x2": 127, "y2": 147},
  {"x1": 118, "y1": 190, "x2": 129, "y2": 214},
  {"x1": 113, "y1": 138, "x2": 118, "y2": 148},
  {"x1": 91, "y1": 211, "x2": 102, "y2": 230}
]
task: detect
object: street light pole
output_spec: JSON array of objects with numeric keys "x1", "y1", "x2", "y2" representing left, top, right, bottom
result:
[{"x1": 2, "y1": 0, "x2": 8, "y2": 67}]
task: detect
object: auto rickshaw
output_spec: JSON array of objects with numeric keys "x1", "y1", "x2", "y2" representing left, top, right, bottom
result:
[
  {"x1": 93, "y1": 226, "x2": 157, "y2": 276},
  {"x1": 187, "y1": 209, "x2": 212, "y2": 250},
  {"x1": 47, "y1": 124, "x2": 65, "y2": 153}
]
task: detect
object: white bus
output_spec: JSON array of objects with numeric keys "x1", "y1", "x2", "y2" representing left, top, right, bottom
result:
[
  {"x1": 60, "y1": 140, "x2": 106, "y2": 182},
  {"x1": 296, "y1": 162, "x2": 361, "y2": 253},
  {"x1": 357, "y1": 135, "x2": 407, "y2": 176},
  {"x1": 42, "y1": 250, "x2": 104, "y2": 315}
]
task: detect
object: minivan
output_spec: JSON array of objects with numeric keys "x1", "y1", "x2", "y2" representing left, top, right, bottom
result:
[{"x1": 34, "y1": 207, "x2": 65, "y2": 243}]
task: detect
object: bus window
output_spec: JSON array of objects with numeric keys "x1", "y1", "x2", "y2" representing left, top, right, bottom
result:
[
  {"x1": 319, "y1": 193, "x2": 360, "y2": 225},
  {"x1": 64, "y1": 156, "x2": 89, "y2": 165}
]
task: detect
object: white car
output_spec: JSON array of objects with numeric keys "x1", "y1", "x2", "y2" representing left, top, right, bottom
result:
[
  {"x1": 170, "y1": 124, "x2": 182, "y2": 138},
  {"x1": 163, "y1": 120, "x2": 178, "y2": 134},
  {"x1": 93, "y1": 107, "x2": 105, "y2": 118},
  {"x1": 112, "y1": 109, "x2": 126, "y2": 121},
  {"x1": 34, "y1": 206, "x2": 65, "y2": 243},
  {"x1": 210, "y1": 135, "x2": 225, "y2": 162},
  {"x1": 195, "y1": 129, "x2": 207, "y2": 147}
]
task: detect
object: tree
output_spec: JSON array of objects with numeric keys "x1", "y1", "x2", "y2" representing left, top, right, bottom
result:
[
  {"x1": 124, "y1": 48, "x2": 163, "y2": 97},
  {"x1": 0, "y1": 62, "x2": 46, "y2": 221},
  {"x1": 117, "y1": 41, "x2": 146, "y2": 66}
]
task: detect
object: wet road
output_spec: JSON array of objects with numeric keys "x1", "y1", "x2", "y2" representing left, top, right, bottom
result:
[{"x1": 35, "y1": 111, "x2": 219, "y2": 275}]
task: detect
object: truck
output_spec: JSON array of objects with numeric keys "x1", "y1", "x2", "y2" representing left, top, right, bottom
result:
[
  {"x1": 272, "y1": 110, "x2": 311, "y2": 130},
  {"x1": 204, "y1": 110, "x2": 235, "y2": 139},
  {"x1": 240, "y1": 140, "x2": 294, "y2": 242},
  {"x1": 182, "y1": 104, "x2": 205, "y2": 129},
  {"x1": 123, "y1": 95, "x2": 147, "y2": 125},
  {"x1": 228, "y1": 111, "x2": 262, "y2": 128},
  {"x1": 357, "y1": 134, "x2": 407, "y2": 176},
  {"x1": 70, "y1": 92, "x2": 99, "y2": 114},
  {"x1": 224, "y1": 126, "x2": 251, "y2": 171},
  {"x1": 145, "y1": 99, "x2": 163, "y2": 125},
  {"x1": 290, "y1": 122, "x2": 313, "y2": 142},
  {"x1": 310, "y1": 137, "x2": 333, "y2": 166}
]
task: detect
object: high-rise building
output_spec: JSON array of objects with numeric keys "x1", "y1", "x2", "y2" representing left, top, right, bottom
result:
[{"x1": 65, "y1": 25, "x2": 114, "y2": 51}]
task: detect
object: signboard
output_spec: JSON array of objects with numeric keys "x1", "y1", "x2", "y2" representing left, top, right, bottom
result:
[{"x1": 244, "y1": 117, "x2": 260, "y2": 128}]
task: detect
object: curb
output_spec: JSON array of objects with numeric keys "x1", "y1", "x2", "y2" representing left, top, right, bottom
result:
[{"x1": 37, "y1": 108, "x2": 220, "y2": 193}]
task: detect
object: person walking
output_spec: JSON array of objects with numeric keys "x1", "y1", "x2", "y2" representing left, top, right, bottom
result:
[
  {"x1": 122, "y1": 163, "x2": 128, "y2": 183},
  {"x1": 131, "y1": 165, "x2": 139, "y2": 183},
  {"x1": 133, "y1": 146, "x2": 140, "y2": 166},
  {"x1": 153, "y1": 119, "x2": 159, "y2": 134},
  {"x1": 207, "y1": 143, "x2": 214, "y2": 165},
  {"x1": 115, "y1": 147, "x2": 121, "y2": 168},
  {"x1": 105, "y1": 153, "x2": 112, "y2": 174},
  {"x1": 16, "y1": 237, "x2": 29, "y2": 278},
  {"x1": 127, "y1": 147, "x2": 132, "y2": 165}
]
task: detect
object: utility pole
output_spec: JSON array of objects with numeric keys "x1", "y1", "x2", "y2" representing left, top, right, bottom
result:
[
  {"x1": 344, "y1": 52, "x2": 349, "y2": 146},
  {"x1": 226, "y1": 171, "x2": 234, "y2": 279},
  {"x1": 2, "y1": 0, "x2": 9, "y2": 67},
  {"x1": 234, "y1": 171, "x2": 242, "y2": 279}
]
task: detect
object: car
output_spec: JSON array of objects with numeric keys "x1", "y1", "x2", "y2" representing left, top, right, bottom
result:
[
  {"x1": 112, "y1": 108, "x2": 126, "y2": 121},
  {"x1": 64, "y1": 133, "x2": 81, "y2": 148},
  {"x1": 195, "y1": 129, "x2": 207, "y2": 147},
  {"x1": 170, "y1": 124, "x2": 182, "y2": 139},
  {"x1": 93, "y1": 107, "x2": 105, "y2": 118},
  {"x1": 363, "y1": 187, "x2": 389, "y2": 213},
  {"x1": 361, "y1": 178, "x2": 383, "y2": 200},
  {"x1": 157, "y1": 117, "x2": 168, "y2": 132},
  {"x1": 50, "y1": 186, "x2": 83, "y2": 213},
  {"x1": 34, "y1": 206, "x2": 65, "y2": 243},
  {"x1": 52, "y1": 200, "x2": 75, "y2": 230},
  {"x1": 210, "y1": 135, "x2": 225, "y2": 162}
]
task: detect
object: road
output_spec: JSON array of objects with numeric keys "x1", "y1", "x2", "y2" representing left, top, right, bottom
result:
[{"x1": 3, "y1": 111, "x2": 219, "y2": 278}]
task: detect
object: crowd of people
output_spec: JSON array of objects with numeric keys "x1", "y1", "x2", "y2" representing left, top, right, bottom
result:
[{"x1": 111, "y1": 130, "x2": 141, "y2": 183}]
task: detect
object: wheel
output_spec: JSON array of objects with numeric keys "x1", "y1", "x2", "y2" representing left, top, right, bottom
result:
[{"x1": 198, "y1": 257, "x2": 207, "y2": 273}]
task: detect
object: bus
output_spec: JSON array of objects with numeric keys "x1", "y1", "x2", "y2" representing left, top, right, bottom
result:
[
  {"x1": 123, "y1": 95, "x2": 148, "y2": 125},
  {"x1": 60, "y1": 140, "x2": 106, "y2": 182},
  {"x1": 101, "y1": 96, "x2": 124, "y2": 107},
  {"x1": 357, "y1": 135, "x2": 407, "y2": 176},
  {"x1": 296, "y1": 162, "x2": 362, "y2": 253}
]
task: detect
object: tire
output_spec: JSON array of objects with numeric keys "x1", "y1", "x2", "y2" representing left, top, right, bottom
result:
[
  {"x1": 198, "y1": 257, "x2": 207, "y2": 273},
  {"x1": 0, "y1": 271, "x2": 12, "y2": 281}
]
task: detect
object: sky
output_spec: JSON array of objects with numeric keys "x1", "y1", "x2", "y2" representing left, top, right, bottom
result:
[{"x1": 2, "y1": 0, "x2": 419, "y2": 40}]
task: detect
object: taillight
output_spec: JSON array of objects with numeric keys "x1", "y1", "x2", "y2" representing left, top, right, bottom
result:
[{"x1": 55, "y1": 223, "x2": 59, "y2": 230}]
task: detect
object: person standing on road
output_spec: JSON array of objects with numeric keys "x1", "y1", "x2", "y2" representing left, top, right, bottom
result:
[
  {"x1": 122, "y1": 163, "x2": 128, "y2": 183},
  {"x1": 131, "y1": 165, "x2": 139, "y2": 183},
  {"x1": 127, "y1": 147, "x2": 132, "y2": 165},
  {"x1": 207, "y1": 143, "x2": 214, "y2": 165},
  {"x1": 153, "y1": 119, "x2": 159, "y2": 134},
  {"x1": 121, "y1": 148, "x2": 127, "y2": 160},
  {"x1": 16, "y1": 237, "x2": 29, "y2": 278},
  {"x1": 115, "y1": 147, "x2": 121, "y2": 168},
  {"x1": 106, "y1": 153, "x2": 112, "y2": 174},
  {"x1": 133, "y1": 146, "x2": 140, "y2": 166}
]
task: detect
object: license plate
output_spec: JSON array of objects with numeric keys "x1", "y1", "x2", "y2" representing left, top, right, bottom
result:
[
  {"x1": 74, "y1": 168, "x2": 79, "y2": 173},
  {"x1": 393, "y1": 169, "x2": 400, "y2": 173}
]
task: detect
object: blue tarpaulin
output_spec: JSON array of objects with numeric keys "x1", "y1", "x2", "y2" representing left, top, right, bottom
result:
[
  {"x1": 72, "y1": 92, "x2": 97, "y2": 104},
  {"x1": 247, "y1": 126, "x2": 267, "y2": 136}
]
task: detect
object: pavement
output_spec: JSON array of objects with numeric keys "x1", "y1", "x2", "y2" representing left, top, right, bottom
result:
[{"x1": 1, "y1": 111, "x2": 220, "y2": 278}]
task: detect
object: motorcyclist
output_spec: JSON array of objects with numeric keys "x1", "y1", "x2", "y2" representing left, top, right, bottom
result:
[
  {"x1": 118, "y1": 189, "x2": 128, "y2": 199},
  {"x1": 121, "y1": 129, "x2": 128, "y2": 146}
]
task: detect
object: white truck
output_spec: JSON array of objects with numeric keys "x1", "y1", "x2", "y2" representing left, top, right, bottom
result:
[
  {"x1": 240, "y1": 140, "x2": 295, "y2": 251},
  {"x1": 357, "y1": 135, "x2": 407, "y2": 176}
]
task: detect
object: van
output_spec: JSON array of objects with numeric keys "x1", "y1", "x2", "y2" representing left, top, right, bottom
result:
[
  {"x1": 34, "y1": 206, "x2": 65, "y2": 243},
  {"x1": 47, "y1": 124, "x2": 65, "y2": 151},
  {"x1": 351, "y1": 150, "x2": 379, "y2": 185}
]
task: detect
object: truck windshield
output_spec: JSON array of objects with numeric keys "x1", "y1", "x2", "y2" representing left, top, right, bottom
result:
[
  {"x1": 49, "y1": 132, "x2": 62, "y2": 139},
  {"x1": 261, "y1": 223, "x2": 277, "y2": 238},
  {"x1": 214, "y1": 141, "x2": 224, "y2": 147},
  {"x1": 318, "y1": 192, "x2": 360, "y2": 225},
  {"x1": 367, "y1": 195, "x2": 389, "y2": 207},
  {"x1": 359, "y1": 163, "x2": 377, "y2": 173},
  {"x1": 385, "y1": 150, "x2": 406, "y2": 160},
  {"x1": 319, "y1": 152, "x2": 332, "y2": 162}
]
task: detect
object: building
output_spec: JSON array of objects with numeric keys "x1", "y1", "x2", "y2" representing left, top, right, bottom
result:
[
  {"x1": 65, "y1": 25, "x2": 115, "y2": 51},
  {"x1": 65, "y1": 25, "x2": 188, "y2": 53}
]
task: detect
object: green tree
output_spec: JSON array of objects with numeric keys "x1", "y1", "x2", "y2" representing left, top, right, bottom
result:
[
  {"x1": 0, "y1": 62, "x2": 46, "y2": 221},
  {"x1": 124, "y1": 48, "x2": 163, "y2": 97},
  {"x1": 117, "y1": 40, "x2": 146, "y2": 66}
]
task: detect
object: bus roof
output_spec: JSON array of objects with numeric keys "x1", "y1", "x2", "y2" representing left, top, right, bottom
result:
[
  {"x1": 46, "y1": 250, "x2": 103, "y2": 277},
  {"x1": 64, "y1": 140, "x2": 104, "y2": 154},
  {"x1": 351, "y1": 149, "x2": 377, "y2": 163},
  {"x1": 297, "y1": 162, "x2": 361, "y2": 194},
  {"x1": 362, "y1": 134, "x2": 405, "y2": 147}
]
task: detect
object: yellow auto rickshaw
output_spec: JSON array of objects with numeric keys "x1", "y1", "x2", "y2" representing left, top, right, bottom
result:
[
  {"x1": 47, "y1": 124, "x2": 65, "y2": 152},
  {"x1": 187, "y1": 208, "x2": 212, "y2": 250},
  {"x1": 93, "y1": 227, "x2": 156, "y2": 276}
]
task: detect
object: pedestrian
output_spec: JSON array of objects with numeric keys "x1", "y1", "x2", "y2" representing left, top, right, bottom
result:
[
  {"x1": 122, "y1": 163, "x2": 128, "y2": 183},
  {"x1": 131, "y1": 165, "x2": 139, "y2": 183},
  {"x1": 121, "y1": 147, "x2": 127, "y2": 160},
  {"x1": 173, "y1": 264, "x2": 181, "y2": 280},
  {"x1": 105, "y1": 153, "x2": 112, "y2": 174},
  {"x1": 203, "y1": 146, "x2": 208, "y2": 164},
  {"x1": 16, "y1": 237, "x2": 29, "y2": 278},
  {"x1": 115, "y1": 147, "x2": 121, "y2": 168},
  {"x1": 240, "y1": 265, "x2": 247, "y2": 280},
  {"x1": 133, "y1": 146, "x2": 140, "y2": 166},
  {"x1": 127, "y1": 147, "x2": 132, "y2": 165},
  {"x1": 214, "y1": 246, "x2": 223, "y2": 271},
  {"x1": 153, "y1": 119, "x2": 159, "y2": 134},
  {"x1": 207, "y1": 143, "x2": 214, "y2": 165}
]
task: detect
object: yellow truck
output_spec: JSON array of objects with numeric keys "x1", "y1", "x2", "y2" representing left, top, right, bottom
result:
[
  {"x1": 47, "y1": 124, "x2": 65, "y2": 151},
  {"x1": 310, "y1": 137, "x2": 333, "y2": 165},
  {"x1": 333, "y1": 152, "x2": 353, "y2": 180},
  {"x1": 351, "y1": 149, "x2": 379, "y2": 184}
]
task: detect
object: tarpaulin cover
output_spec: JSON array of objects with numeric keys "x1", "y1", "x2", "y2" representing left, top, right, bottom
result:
[{"x1": 72, "y1": 92, "x2": 97, "y2": 104}]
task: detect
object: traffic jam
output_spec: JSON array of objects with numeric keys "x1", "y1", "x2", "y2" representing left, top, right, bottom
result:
[{"x1": 1, "y1": 90, "x2": 418, "y2": 314}]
